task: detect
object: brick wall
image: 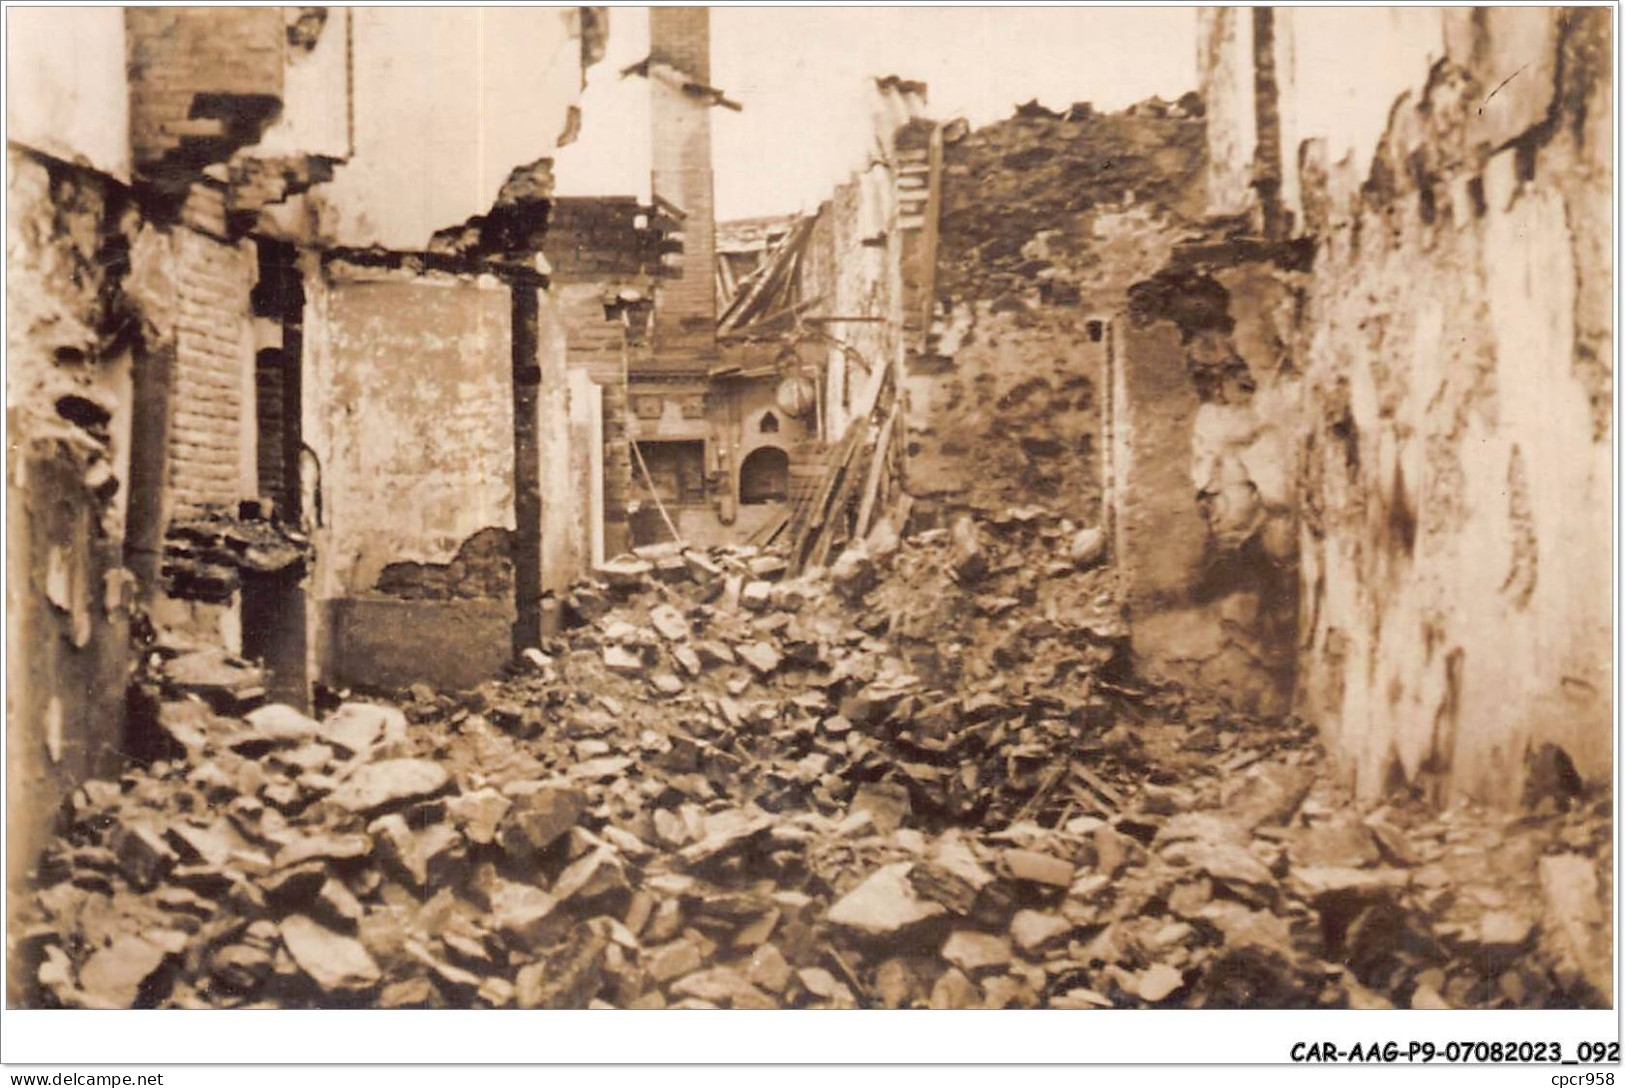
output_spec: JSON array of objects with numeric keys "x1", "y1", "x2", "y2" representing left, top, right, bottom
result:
[
  {"x1": 648, "y1": 7, "x2": 717, "y2": 365},
  {"x1": 168, "y1": 216, "x2": 254, "y2": 516},
  {"x1": 126, "y1": 7, "x2": 285, "y2": 174}
]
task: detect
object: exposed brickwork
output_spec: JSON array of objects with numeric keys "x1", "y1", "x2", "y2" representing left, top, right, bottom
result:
[
  {"x1": 167, "y1": 226, "x2": 252, "y2": 515},
  {"x1": 375, "y1": 526, "x2": 515, "y2": 601},
  {"x1": 547, "y1": 197, "x2": 669, "y2": 282},
  {"x1": 126, "y1": 7, "x2": 285, "y2": 175}
]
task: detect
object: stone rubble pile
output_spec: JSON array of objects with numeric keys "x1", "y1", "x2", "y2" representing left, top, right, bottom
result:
[{"x1": 17, "y1": 508, "x2": 1612, "y2": 1009}]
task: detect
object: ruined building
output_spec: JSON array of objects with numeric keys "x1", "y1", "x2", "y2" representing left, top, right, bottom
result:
[
  {"x1": 1106, "y1": 7, "x2": 1612, "y2": 804},
  {"x1": 5, "y1": 5, "x2": 1612, "y2": 1017},
  {"x1": 7, "y1": 6, "x2": 611, "y2": 970}
]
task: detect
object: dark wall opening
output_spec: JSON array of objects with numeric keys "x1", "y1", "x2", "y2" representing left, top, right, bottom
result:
[
  {"x1": 739, "y1": 445, "x2": 789, "y2": 505},
  {"x1": 251, "y1": 239, "x2": 304, "y2": 522},
  {"x1": 636, "y1": 439, "x2": 707, "y2": 506}
]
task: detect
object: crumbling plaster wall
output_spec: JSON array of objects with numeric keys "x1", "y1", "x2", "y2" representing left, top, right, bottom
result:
[
  {"x1": 302, "y1": 269, "x2": 518, "y2": 690},
  {"x1": 1194, "y1": 7, "x2": 1613, "y2": 801},
  {"x1": 5, "y1": 146, "x2": 150, "y2": 981},
  {"x1": 556, "y1": 280, "x2": 635, "y2": 561},
  {"x1": 252, "y1": 7, "x2": 349, "y2": 162},
  {"x1": 307, "y1": 8, "x2": 586, "y2": 250},
  {"x1": 809, "y1": 169, "x2": 897, "y2": 443},
  {"x1": 534, "y1": 288, "x2": 588, "y2": 600},
  {"x1": 795, "y1": 79, "x2": 933, "y2": 447},
  {"x1": 6, "y1": 9, "x2": 132, "y2": 183},
  {"x1": 1195, "y1": 9, "x2": 1254, "y2": 217}
]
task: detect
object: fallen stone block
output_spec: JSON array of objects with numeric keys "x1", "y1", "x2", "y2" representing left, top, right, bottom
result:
[
  {"x1": 1070, "y1": 526, "x2": 1106, "y2": 568},
  {"x1": 928, "y1": 967, "x2": 979, "y2": 1009},
  {"x1": 447, "y1": 788, "x2": 512, "y2": 846},
  {"x1": 279, "y1": 915, "x2": 381, "y2": 994},
  {"x1": 370, "y1": 815, "x2": 465, "y2": 892},
  {"x1": 999, "y1": 848, "x2": 1074, "y2": 888},
  {"x1": 1010, "y1": 910, "x2": 1072, "y2": 955},
  {"x1": 737, "y1": 641, "x2": 782, "y2": 676},
  {"x1": 325, "y1": 760, "x2": 451, "y2": 816},
  {"x1": 830, "y1": 547, "x2": 878, "y2": 601},
  {"x1": 491, "y1": 881, "x2": 567, "y2": 950},
  {"x1": 942, "y1": 930, "x2": 1013, "y2": 976},
  {"x1": 237, "y1": 704, "x2": 322, "y2": 750},
  {"x1": 551, "y1": 846, "x2": 631, "y2": 907},
  {"x1": 77, "y1": 934, "x2": 173, "y2": 1009},
  {"x1": 828, "y1": 863, "x2": 948, "y2": 940},
  {"x1": 322, "y1": 702, "x2": 408, "y2": 757},
  {"x1": 515, "y1": 927, "x2": 608, "y2": 1009},
  {"x1": 649, "y1": 604, "x2": 690, "y2": 642},
  {"x1": 597, "y1": 556, "x2": 654, "y2": 590},
  {"x1": 498, "y1": 785, "x2": 587, "y2": 863},
  {"x1": 670, "y1": 965, "x2": 766, "y2": 1006},
  {"x1": 603, "y1": 645, "x2": 644, "y2": 674},
  {"x1": 746, "y1": 942, "x2": 793, "y2": 994},
  {"x1": 949, "y1": 516, "x2": 988, "y2": 582}
]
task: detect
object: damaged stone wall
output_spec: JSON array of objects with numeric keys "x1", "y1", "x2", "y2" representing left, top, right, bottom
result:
[
  {"x1": 915, "y1": 97, "x2": 1208, "y2": 525},
  {"x1": 1114, "y1": 248, "x2": 1309, "y2": 715},
  {"x1": 1290, "y1": 10, "x2": 1613, "y2": 803},
  {"x1": 1196, "y1": 7, "x2": 1613, "y2": 803},
  {"x1": 302, "y1": 268, "x2": 518, "y2": 691},
  {"x1": 6, "y1": 5, "x2": 608, "y2": 998}
]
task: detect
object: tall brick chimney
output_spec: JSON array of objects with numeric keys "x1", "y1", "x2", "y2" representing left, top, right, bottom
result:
[{"x1": 648, "y1": 7, "x2": 717, "y2": 363}]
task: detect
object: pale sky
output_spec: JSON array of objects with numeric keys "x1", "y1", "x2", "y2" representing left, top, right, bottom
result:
[{"x1": 554, "y1": 6, "x2": 1197, "y2": 221}]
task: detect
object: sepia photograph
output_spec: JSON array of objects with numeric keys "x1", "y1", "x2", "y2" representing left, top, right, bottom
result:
[{"x1": 1, "y1": 0, "x2": 1617, "y2": 1074}]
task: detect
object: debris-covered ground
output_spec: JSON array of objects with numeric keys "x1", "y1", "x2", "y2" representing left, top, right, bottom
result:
[{"x1": 15, "y1": 507, "x2": 1612, "y2": 1010}]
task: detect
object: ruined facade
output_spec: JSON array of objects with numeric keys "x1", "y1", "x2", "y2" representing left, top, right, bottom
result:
[
  {"x1": 7, "y1": 8, "x2": 608, "y2": 967},
  {"x1": 1113, "y1": 8, "x2": 1612, "y2": 804},
  {"x1": 560, "y1": 16, "x2": 944, "y2": 555}
]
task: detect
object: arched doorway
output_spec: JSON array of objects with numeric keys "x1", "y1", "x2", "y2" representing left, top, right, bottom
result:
[{"x1": 739, "y1": 446, "x2": 789, "y2": 505}]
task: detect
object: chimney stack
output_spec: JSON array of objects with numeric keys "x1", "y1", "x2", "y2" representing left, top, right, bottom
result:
[{"x1": 648, "y1": 7, "x2": 718, "y2": 363}]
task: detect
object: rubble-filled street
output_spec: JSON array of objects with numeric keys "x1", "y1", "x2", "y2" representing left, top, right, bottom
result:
[
  {"x1": 6, "y1": 6, "x2": 1614, "y2": 1032},
  {"x1": 18, "y1": 509, "x2": 1611, "y2": 1009}
]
